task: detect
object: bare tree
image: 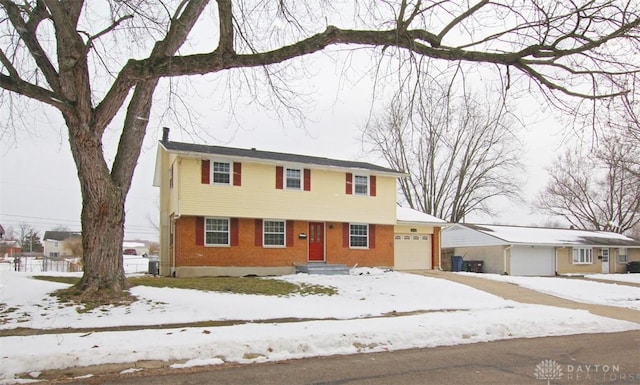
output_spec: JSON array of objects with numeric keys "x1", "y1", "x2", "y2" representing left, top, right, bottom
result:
[
  {"x1": 365, "y1": 85, "x2": 523, "y2": 222},
  {"x1": 536, "y1": 134, "x2": 640, "y2": 233},
  {"x1": 1, "y1": 1, "x2": 640, "y2": 300},
  {"x1": 16, "y1": 222, "x2": 43, "y2": 252},
  {"x1": 62, "y1": 235, "x2": 83, "y2": 258}
]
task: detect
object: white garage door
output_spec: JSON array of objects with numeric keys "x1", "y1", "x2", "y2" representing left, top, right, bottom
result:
[
  {"x1": 394, "y1": 234, "x2": 432, "y2": 270},
  {"x1": 510, "y1": 246, "x2": 555, "y2": 276}
]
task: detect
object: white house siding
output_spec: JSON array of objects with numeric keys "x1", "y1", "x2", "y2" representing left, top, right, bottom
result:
[
  {"x1": 441, "y1": 226, "x2": 508, "y2": 248},
  {"x1": 452, "y1": 246, "x2": 506, "y2": 274}
]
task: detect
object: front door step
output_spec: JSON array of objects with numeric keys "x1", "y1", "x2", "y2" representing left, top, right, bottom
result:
[{"x1": 295, "y1": 264, "x2": 349, "y2": 275}]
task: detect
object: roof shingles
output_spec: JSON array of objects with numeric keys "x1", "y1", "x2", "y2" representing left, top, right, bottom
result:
[{"x1": 161, "y1": 141, "x2": 404, "y2": 174}]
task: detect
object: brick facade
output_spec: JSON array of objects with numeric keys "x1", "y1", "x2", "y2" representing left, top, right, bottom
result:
[{"x1": 173, "y1": 216, "x2": 394, "y2": 268}]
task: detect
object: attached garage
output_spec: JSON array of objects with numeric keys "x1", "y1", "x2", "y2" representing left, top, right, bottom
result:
[
  {"x1": 394, "y1": 234, "x2": 432, "y2": 270},
  {"x1": 394, "y1": 207, "x2": 447, "y2": 271},
  {"x1": 510, "y1": 246, "x2": 555, "y2": 276}
]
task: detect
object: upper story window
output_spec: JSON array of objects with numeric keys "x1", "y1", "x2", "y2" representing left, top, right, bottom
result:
[
  {"x1": 263, "y1": 220, "x2": 286, "y2": 247},
  {"x1": 346, "y1": 173, "x2": 376, "y2": 196},
  {"x1": 286, "y1": 168, "x2": 302, "y2": 190},
  {"x1": 212, "y1": 161, "x2": 231, "y2": 184},
  {"x1": 205, "y1": 217, "x2": 229, "y2": 246},
  {"x1": 349, "y1": 224, "x2": 369, "y2": 248},
  {"x1": 354, "y1": 175, "x2": 369, "y2": 195},
  {"x1": 572, "y1": 247, "x2": 592, "y2": 264},
  {"x1": 202, "y1": 160, "x2": 241, "y2": 186}
]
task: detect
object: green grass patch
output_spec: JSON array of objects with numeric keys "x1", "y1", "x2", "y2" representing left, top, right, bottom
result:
[
  {"x1": 33, "y1": 276, "x2": 80, "y2": 285},
  {"x1": 128, "y1": 276, "x2": 337, "y2": 297},
  {"x1": 34, "y1": 275, "x2": 337, "y2": 297}
]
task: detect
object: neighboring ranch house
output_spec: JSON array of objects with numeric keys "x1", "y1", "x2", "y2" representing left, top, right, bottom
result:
[
  {"x1": 442, "y1": 224, "x2": 640, "y2": 276},
  {"x1": 153, "y1": 128, "x2": 445, "y2": 277},
  {"x1": 42, "y1": 231, "x2": 82, "y2": 258}
]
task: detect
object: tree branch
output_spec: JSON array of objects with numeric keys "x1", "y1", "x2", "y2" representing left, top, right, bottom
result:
[{"x1": 0, "y1": 0, "x2": 61, "y2": 93}]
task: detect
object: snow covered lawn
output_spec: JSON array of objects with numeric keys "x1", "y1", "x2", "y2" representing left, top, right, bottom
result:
[
  {"x1": 466, "y1": 273, "x2": 640, "y2": 310},
  {"x1": 1, "y1": 267, "x2": 639, "y2": 383},
  {"x1": 585, "y1": 273, "x2": 640, "y2": 284}
]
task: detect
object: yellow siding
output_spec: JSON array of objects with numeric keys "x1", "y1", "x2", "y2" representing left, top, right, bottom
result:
[{"x1": 177, "y1": 158, "x2": 397, "y2": 224}]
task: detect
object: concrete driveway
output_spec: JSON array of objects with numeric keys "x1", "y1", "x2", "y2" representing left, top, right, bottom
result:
[{"x1": 415, "y1": 271, "x2": 640, "y2": 324}]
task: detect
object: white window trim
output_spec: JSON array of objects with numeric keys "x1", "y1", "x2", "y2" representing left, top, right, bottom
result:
[
  {"x1": 204, "y1": 217, "x2": 230, "y2": 247},
  {"x1": 572, "y1": 247, "x2": 593, "y2": 264},
  {"x1": 353, "y1": 175, "x2": 369, "y2": 196},
  {"x1": 349, "y1": 223, "x2": 369, "y2": 249},
  {"x1": 617, "y1": 248, "x2": 628, "y2": 264},
  {"x1": 285, "y1": 167, "x2": 303, "y2": 190},
  {"x1": 263, "y1": 219, "x2": 286, "y2": 248},
  {"x1": 211, "y1": 160, "x2": 232, "y2": 185}
]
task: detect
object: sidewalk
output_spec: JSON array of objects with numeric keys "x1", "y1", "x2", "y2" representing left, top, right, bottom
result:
[{"x1": 414, "y1": 270, "x2": 640, "y2": 324}]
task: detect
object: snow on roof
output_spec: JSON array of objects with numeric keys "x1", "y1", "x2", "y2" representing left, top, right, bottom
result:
[
  {"x1": 464, "y1": 224, "x2": 640, "y2": 247},
  {"x1": 396, "y1": 207, "x2": 447, "y2": 225}
]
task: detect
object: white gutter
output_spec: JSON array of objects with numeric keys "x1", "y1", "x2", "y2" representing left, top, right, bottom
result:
[{"x1": 171, "y1": 201, "x2": 181, "y2": 278}]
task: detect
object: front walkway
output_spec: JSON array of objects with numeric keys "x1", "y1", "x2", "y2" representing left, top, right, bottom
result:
[{"x1": 413, "y1": 270, "x2": 640, "y2": 325}]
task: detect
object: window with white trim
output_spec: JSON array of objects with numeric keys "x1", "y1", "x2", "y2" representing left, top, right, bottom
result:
[
  {"x1": 263, "y1": 220, "x2": 285, "y2": 247},
  {"x1": 212, "y1": 161, "x2": 231, "y2": 184},
  {"x1": 205, "y1": 218, "x2": 229, "y2": 246},
  {"x1": 572, "y1": 247, "x2": 593, "y2": 264},
  {"x1": 618, "y1": 248, "x2": 628, "y2": 263},
  {"x1": 285, "y1": 168, "x2": 302, "y2": 189},
  {"x1": 354, "y1": 175, "x2": 369, "y2": 195},
  {"x1": 350, "y1": 224, "x2": 369, "y2": 248}
]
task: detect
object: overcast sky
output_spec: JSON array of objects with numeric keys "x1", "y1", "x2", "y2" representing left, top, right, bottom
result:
[{"x1": 0, "y1": 41, "x2": 568, "y2": 242}]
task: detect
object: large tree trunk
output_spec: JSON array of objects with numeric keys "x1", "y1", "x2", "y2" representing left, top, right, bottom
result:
[{"x1": 67, "y1": 121, "x2": 128, "y2": 296}]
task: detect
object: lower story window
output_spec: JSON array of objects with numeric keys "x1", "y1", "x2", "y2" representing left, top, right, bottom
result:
[
  {"x1": 205, "y1": 218, "x2": 229, "y2": 246},
  {"x1": 264, "y1": 220, "x2": 285, "y2": 247},
  {"x1": 618, "y1": 248, "x2": 628, "y2": 263},
  {"x1": 350, "y1": 224, "x2": 368, "y2": 248},
  {"x1": 572, "y1": 247, "x2": 593, "y2": 264}
]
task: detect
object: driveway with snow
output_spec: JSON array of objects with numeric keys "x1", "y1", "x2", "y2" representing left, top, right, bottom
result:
[
  {"x1": 0, "y1": 265, "x2": 638, "y2": 383},
  {"x1": 467, "y1": 273, "x2": 640, "y2": 310}
]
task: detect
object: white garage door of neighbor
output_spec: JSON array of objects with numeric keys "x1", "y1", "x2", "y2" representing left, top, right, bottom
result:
[
  {"x1": 510, "y1": 246, "x2": 555, "y2": 276},
  {"x1": 394, "y1": 234, "x2": 432, "y2": 270}
]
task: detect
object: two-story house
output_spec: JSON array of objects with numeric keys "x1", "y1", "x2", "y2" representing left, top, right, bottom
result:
[
  {"x1": 153, "y1": 128, "x2": 445, "y2": 277},
  {"x1": 42, "y1": 231, "x2": 82, "y2": 258}
]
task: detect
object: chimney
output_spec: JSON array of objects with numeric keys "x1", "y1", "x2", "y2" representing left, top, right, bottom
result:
[{"x1": 162, "y1": 127, "x2": 170, "y2": 143}]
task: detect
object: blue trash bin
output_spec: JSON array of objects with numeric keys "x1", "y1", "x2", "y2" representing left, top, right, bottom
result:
[{"x1": 451, "y1": 256, "x2": 464, "y2": 272}]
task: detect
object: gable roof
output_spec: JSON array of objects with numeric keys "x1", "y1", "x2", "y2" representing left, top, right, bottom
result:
[
  {"x1": 443, "y1": 223, "x2": 640, "y2": 247},
  {"x1": 43, "y1": 231, "x2": 81, "y2": 242},
  {"x1": 396, "y1": 207, "x2": 447, "y2": 226},
  {"x1": 158, "y1": 140, "x2": 405, "y2": 176}
]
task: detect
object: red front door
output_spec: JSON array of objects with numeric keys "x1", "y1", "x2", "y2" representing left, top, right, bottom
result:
[{"x1": 308, "y1": 222, "x2": 325, "y2": 262}]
